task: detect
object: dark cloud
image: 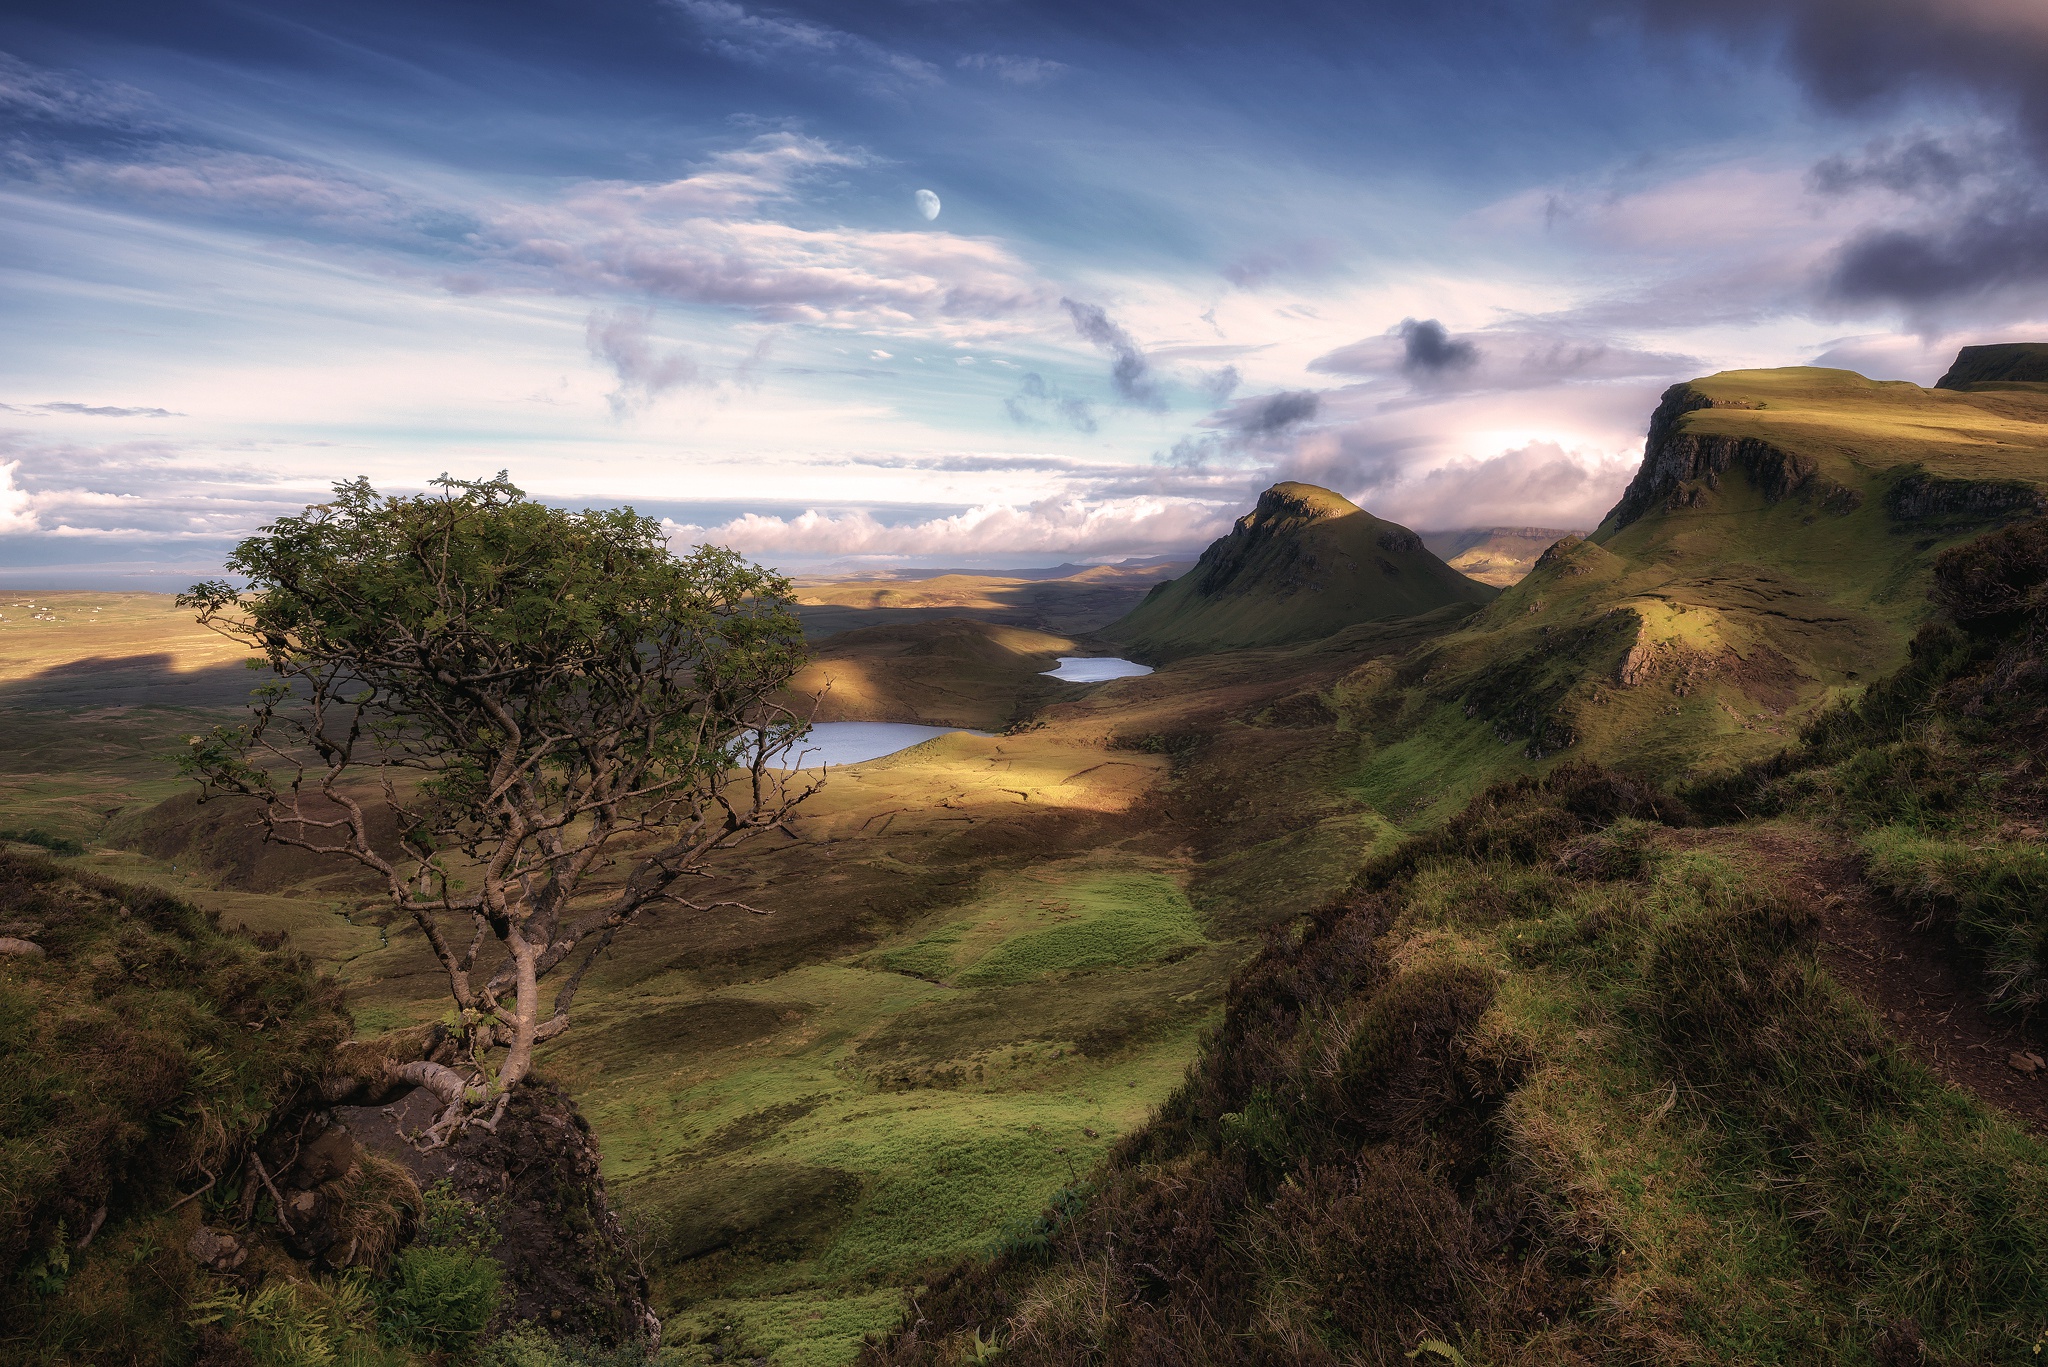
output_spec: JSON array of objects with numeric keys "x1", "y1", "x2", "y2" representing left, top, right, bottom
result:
[
  {"x1": 1216, "y1": 389, "x2": 1321, "y2": 436},
  {"x1": 1003, "y1": 372, "x2": 1098, "y2": 433},
  {"x1": 1400, "y1": 318, "x2": 1480, "y2": 374},
  {"x1": 587, "y1": 307, "x2": 701, "y2": 413},
  {"x1": 1609, "y1": 0, "x2": 2048, "y2": 161},
  {"x1": 1809, "y1": 133, "x2": 1984, "y2": 197},
  {"x1": 1061, "y1": 298, "x2": 1164, "y2": 408},
  {"x1": 1201, "y1": 365, "x2": 1242, "y2": 401},
  {"x1": 1827, "y1": 194, "x2": 2048, "y2": 309}
]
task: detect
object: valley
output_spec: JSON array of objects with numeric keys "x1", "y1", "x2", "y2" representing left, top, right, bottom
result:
[{"x1": 10, "y1": 356, "x2": 2048, "y2": 1365}]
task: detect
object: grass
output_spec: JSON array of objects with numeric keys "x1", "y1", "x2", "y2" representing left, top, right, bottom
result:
[{"x1": 872, "y1": 770, "x2": 2048, "y2": 1366}]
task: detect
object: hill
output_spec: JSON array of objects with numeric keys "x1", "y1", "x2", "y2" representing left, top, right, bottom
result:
[
  {"x1": 1936, "y1": 341, "x2": 2048, "y2": 390},
  {"x1": 791, "y1": 565, "x2": 1186, "y2": 640},
  {"x1": 1105, "y1": 483, "x2": 1497, "y2": 661},
  {"x1": 1420, "y1": 526, "x2": 1583, "y2": 587},
  {"x1": 1321, "y1": 366, "x2": 2048, "y2": 826},
  {"x1": 865, "y1": 360, "x2": 2048, "y2": 1367},
  {"x1": 788, "y1": 617, "x2": 1073, "y2": 729}
]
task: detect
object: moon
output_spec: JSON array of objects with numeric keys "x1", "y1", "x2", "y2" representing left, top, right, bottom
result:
[{"x1": 915, "y1": 188, "x2": 941, "y2": 221}]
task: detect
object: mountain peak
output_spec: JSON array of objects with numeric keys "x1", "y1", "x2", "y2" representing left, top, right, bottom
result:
[{"x1": 1107, "y1": 485, "x2": 1495, "y2": 660}]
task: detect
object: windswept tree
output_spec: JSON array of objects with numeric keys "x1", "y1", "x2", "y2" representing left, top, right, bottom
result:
[{"x1": 180, "y1": 474, "x2": 815, "y2": 1138}]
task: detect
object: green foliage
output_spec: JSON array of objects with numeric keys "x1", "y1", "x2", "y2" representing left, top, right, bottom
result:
[
  {"x1": 952, "y1": 876, "x2": 1205, "y2": 986},
  {"x1": 187, "y1": 1273, "x2": 401, "y2": 1367},
  {"x1": 0, "y1": 825, "x2": 85, "y2": 856},
  {"x1": 376, "y1": 1245, "x2": 503, "y2": 1354},
  {"x1": 478, "y1": 1326, "x2": 651, "y2": 1367},
  {"x1": 180, "y1": 472, "x2": 809, "y2": 804},
  {"x1": 1862, "y1": 827, "x2": 2048, "y2": 1011},
  {"x1": 416, "y1": 1179, "x2": 499, "y2": 1254},
  {"x1": 0, "y1": 852, "x2": 347, "y2": 1293}
]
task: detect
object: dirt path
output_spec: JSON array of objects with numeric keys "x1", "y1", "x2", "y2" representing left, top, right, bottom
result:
[{"x1": 1671, "y1": 824, "x2": 2048, "y2": 1135}]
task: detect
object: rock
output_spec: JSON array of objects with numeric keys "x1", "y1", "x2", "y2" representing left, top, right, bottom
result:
[
  {"x1": 0, "y1": 937, "x2": 45, "y2": 958},
  {"x1": 2006, "y1": 1051, "x2": 2044, "y2": 1074},
  {"x1": 335, "y1": 1080, "x2": 660, "y2": 1350},
  {"x1": 187, "y1": 1225, "x2": 247, "y2": 1272}
]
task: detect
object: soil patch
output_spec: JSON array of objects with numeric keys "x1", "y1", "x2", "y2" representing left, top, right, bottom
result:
[{"x1": 1675, "y1": 825, "x2": 2048, "y2": 1135}]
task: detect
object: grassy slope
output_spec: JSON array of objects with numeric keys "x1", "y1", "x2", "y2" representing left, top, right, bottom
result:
[
  {"x1": 1332, "y1": 368, "x2": 2048, "y2": 825},
  {"x1": 876, "y1": 767, "x2": 2048, "y2": 1366},
  {"x1": 1107, "y1": 484, "x2": 1496, "y2": 661},
  {"x1": 792, "y1": 571, "x2": 1178, "y2": 641},
  {"x1": 787, "y1": 619, "x2": 1076, "y2": 729},
  {"x1": 0, "y1": 598, "x2": 1459, "y2": 1365}
]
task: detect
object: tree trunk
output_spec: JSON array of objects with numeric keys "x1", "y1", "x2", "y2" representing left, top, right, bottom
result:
[{"x1": 500, "y1": 934, "x2": 542, "y2": 1094}]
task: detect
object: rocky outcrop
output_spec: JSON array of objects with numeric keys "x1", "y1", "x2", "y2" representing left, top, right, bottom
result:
[
  {"x1": 1605, "y1": 384, "x2": 1857, "y2": 531},
  {"x1": 334, "y1": 1081, "x2": 660, "y2": 1350},
  {"x1": 1193, "y1": 483, "x2": 1356, "y2": 597},
  {"x1": 1885, "y1": 471, "x2": 2046, "y2": 527},
  {"x1": 1935, "y1": 342, "x2": 2048, "y2": 390}
]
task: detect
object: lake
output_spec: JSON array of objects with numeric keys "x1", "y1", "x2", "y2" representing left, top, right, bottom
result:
[
  {"x1": 777, "y1": 721, "x2": 993, "y2": 768},
  {"x1": 1041, "y1": 656, "x2": 1153, "y2": 682}
]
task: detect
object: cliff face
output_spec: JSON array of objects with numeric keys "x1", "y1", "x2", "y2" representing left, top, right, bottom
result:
[
  {"x1": 1936, "y1": 342, "x2": 2048, "y2": 390},
  {"x1": 1106, "y1": 482, "x2": 1495, "y2": 660},
  {"x1": 1602, "y1": 383, "x2": 1858, "y2": 533}
]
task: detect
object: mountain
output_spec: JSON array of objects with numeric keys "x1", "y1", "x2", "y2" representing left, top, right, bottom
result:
[
  {"x1": 1420, "y1": 526, "x2": 1584, "y2": 586},
  {"x1": 869, "y1": 352, "x2": 2048, "y2": 1367},
  {"x1": 1105, "y1": 482, "x2": 1497, "y2": 661},
  {"x1": 1331, "y1": 363, "x2": 2048, "y2": 821},
  {"x1": 1936, "y1": 341, "x2": 2048, "y2": 390}
]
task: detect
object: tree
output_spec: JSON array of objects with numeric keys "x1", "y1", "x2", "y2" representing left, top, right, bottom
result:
[{"x1": 180, "y1": 474, "x2": 815, "y2": 1138}]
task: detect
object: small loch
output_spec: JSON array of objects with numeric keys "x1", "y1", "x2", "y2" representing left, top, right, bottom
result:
[{"x1": 1041, "y1": 656, "x2": 1153, "y2": 683}]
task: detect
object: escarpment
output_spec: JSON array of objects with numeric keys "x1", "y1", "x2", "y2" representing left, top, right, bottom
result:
[{"x1": 1605, "y1": 382, "x2": 1857, "y2": 530}]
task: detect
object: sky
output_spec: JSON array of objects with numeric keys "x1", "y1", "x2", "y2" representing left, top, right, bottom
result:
[{"x1": 4, "y1": 0, "x2": 2048, "y2": 586}]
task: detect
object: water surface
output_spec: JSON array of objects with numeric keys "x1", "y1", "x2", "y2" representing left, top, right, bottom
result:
[
  {"x1": 1041, "y1": 656, "x2": 1153, "y2": 682},
  {"x1": 778, "y1": 721, "x2": 992, "y2": 768}
]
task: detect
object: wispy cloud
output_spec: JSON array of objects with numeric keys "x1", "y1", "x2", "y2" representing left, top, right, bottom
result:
[
  {"x1": 956, "y1": 54, "x2": 1071, "y2": 86},
  {"x1": 671, "y1": 1, "x2": 939, "y2": 94},
  {"x1": 1, "y1": 402, "x2": 180, "y2": 417}
]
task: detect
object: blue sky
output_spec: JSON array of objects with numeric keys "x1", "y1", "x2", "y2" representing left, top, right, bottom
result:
[{"x1": 4, "y1": 0, "x2": 2047, "y2": 584}]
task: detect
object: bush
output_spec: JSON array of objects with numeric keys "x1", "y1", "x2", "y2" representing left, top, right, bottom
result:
[
  {"x1": 377, "y1": 1245, "x2": 503, "y2": 1353},
  {"x1": 0, "y1": 826, "x2": 85, "y2": 856}
]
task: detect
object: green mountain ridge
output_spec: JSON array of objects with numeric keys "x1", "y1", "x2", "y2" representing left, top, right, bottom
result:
[{"x1": 1105, "y1": 482, "x2": 1497, "y2": 661}]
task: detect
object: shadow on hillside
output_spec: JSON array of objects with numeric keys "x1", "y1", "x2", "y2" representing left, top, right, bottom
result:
[
  {"x1": 795, "y1": 577, "x2": 1168, "y2": 641},
  {"x1": 0, "y1": 653, "x2": 262, "y2": 710}
]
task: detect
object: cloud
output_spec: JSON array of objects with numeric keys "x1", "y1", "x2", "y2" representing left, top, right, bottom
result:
[
  {"x1": 1220, "y1": 238, "x2": 1341, "y2": 289},
  {"x1": 672, "y1": 1, "x2": 938, "y2": 94},
  {"x1": 1200, "y1": 365, "x2": 1242, "y2": 401},
  {"x1": 1825, "y1": 194, "x2": 2048, "y2": 311},
  {"x1": 586, "y1": 308, "x2": 702, "y2": 413},
  {"x1": 0, "y1": 52, "x2": 153, "y2": 129},
  {"x1": 667, "y1": 495, "x2": 1229, "y2": 562},
  {"x1": 1213, "y1": 389, "x2": 1321, "y2": 437},
  {"x1": 1608, "y1": 0, "x2": 2048, "y2": 161},
  {"x1": 1311, "y1": 321, "x2": 1692, "y2": 396},
  {"x1": 1004, "y1": 372, "x2": 1097, "y2": 433},
  {"x1": 482, "y1": 140, "x2": 1048, "y2": 330},
  {"x1": 956, "y1": 54, "x2": 1071, "y2": 85},
  {"x1": 1808, "y1": 132, "x2": 1989, "y2": 197},
  {"x1": 1399, "y1": 318, "x2": 1480, "y2": 375},
  {"x1": 1061, "y1": 299, "x2": 1164, "y2": 408},
  {"x1": 0, "y1": 461, "x2": 35, "y2": 534},
  {"x1": 1272, "y1": 433, "x2": 1633, "y2": 531},
  {"x1": 1, "y1": 402, "x2": 179, "y2": 417}
]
